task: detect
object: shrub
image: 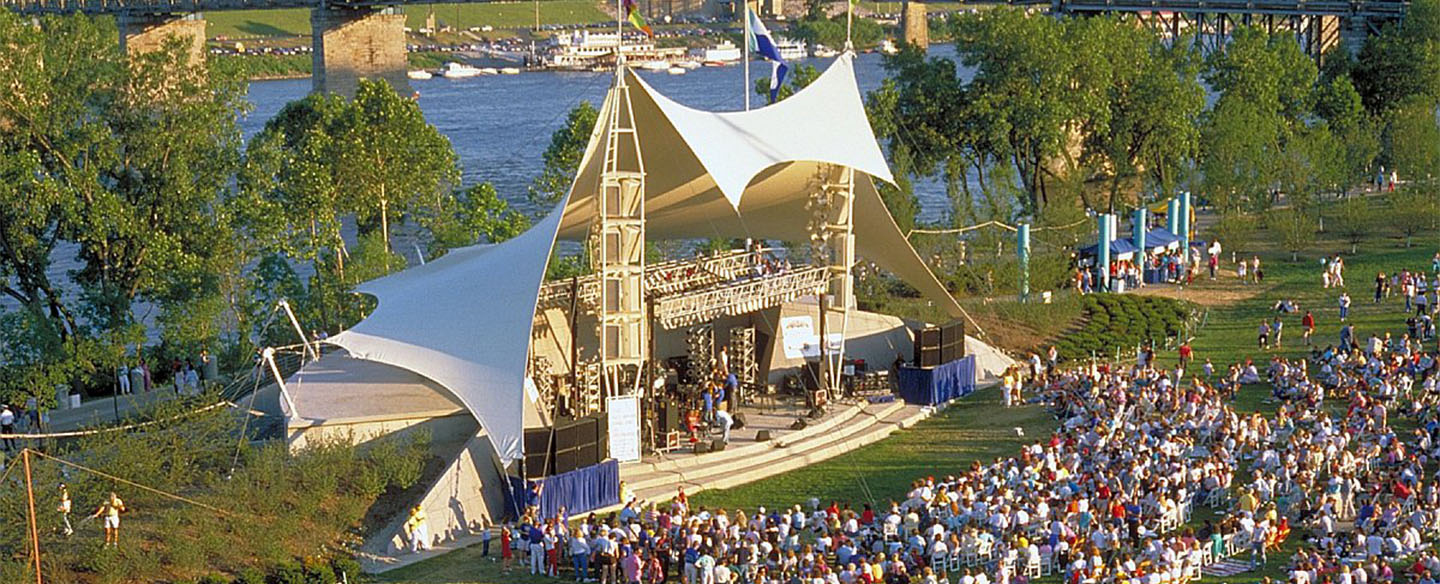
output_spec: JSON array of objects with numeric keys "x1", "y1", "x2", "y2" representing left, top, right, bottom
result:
[
  {"x1": 268, "y1": 560, "x2": 305, "y2": 584},
  {"x1": 1054, "y1": 294, "x2": 1196, "y2": 361},
  {"x1": 234, "y1": 567, "x2": 266, "y2": 584},
  {"x1": 329, "y1": 556, "x2": 362, "y2": 582}
]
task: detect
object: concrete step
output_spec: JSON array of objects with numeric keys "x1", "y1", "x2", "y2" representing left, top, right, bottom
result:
[
  {"x1": 624, "y1": 401, "x2": 904, "y2": 493},
  {"x1": 629, "y1": 402, "x2": 923, "y2": 502},
  {"x1": 619, "y1": 401, "x2": 866, "y2": 477}
]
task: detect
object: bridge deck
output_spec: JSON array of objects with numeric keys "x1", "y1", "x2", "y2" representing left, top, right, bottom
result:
[{"x1": 3, "y1": 0, "x2": 491, "y2": 15}]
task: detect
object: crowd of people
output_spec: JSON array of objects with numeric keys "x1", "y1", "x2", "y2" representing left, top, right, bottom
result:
[{"x1": 457, "y1": 321, "x2": 1440, "y2": 584}]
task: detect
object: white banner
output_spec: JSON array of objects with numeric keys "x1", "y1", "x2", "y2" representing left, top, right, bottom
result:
[
  {"x1": 607, "y1": 395, "x2": 641, "y2": 462},
  {"x1": 780, "y1": 315, "x2": 843, "y2": 359}
]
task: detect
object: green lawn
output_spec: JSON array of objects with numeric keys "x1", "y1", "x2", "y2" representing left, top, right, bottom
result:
[{"x1": 204, "y1": 1, "x2": 609, "y2": 39}]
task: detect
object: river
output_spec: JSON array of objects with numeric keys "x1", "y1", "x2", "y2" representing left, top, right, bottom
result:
[{"x1": 239, "y1": 45, "x2": 971, "y2": 224}]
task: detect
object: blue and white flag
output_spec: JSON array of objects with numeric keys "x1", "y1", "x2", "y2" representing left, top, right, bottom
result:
[{"x1": 746, "y1": 7, "x2": 789, "y2": 103}]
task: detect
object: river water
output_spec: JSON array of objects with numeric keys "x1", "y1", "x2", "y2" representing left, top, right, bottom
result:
[{"x1": 240, "y1": 45, "x2": 971, "y2": 224}]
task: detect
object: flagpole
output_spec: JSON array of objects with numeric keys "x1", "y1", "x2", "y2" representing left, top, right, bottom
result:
[
  {"x1": 845, "y1": 0, "x2": 853, "y2": 51},
  {"x1": 742, "y1": 0, "x2": 751, "y2": 111}
]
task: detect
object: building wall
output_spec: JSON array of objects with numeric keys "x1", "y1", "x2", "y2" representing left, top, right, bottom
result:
[{"x1": 120, "y1": 14, "x2": 207, "y2": 65}]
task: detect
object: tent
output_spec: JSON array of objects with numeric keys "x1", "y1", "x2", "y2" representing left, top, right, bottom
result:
[
  {"x1": 1077, "y1": 238, "x2": 1138, "y2": 263},
  {"x1": 1141, "y1": 228, "x2": 1180, "y2": 252},
  {"x1": 328, "y1": 53, "x2": 962, "y2": 464}
]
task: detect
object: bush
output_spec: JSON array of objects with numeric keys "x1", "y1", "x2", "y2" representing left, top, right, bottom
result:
[
  {"x1": 329, "y1": 556, "x2": 362, "y2": 582},
  {"x1": 1053, "y1": 294, "x2": 1195, "y2": 361},
  {"x1": 268, "y1": 560, "x2": 305, "y2": 584},
  {"x1": 197, "y1": 575, "x2": 230, "y2": 584},
  {"x1": 234, "y1": 567, "x2": 266, "y2": 584}
]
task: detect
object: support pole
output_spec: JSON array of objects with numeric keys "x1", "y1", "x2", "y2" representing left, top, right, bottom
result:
[
  {"x1": 23, "y1": 449, "x2": 42, "y2": 584},
  {"x1": 1179, "y1": 192, "x2": 1192, "y2": 267},
  {"x1": 1097, "y1": 214, "x2": 1112, "y2": 292},
  {"x1": 743, "y1": 0, "x2": 751, "y2": 111},
  {"x1": 263, "y1": 348, "x2": 300, "y2": 420},
  {"x1": 1166, "y1": 198, "x2": 1180, "y2": 235},
  {"x1": 279, "y1": 299, "x2": 319, "y2": 363},
  {"x1": 1133, "y1": 208, "x2": 1147, "y2": 284},
  {"x1": 1017, "y1": 223, "x2": 1031, "y2": 303}
]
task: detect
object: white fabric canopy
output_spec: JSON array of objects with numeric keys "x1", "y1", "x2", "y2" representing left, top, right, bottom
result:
[
  {"x1": 328, "y1": 201, "x2": 565, "y2": 463},
  {"x1": 329, "y1": 53, "x2": 962, "y2": 464}
]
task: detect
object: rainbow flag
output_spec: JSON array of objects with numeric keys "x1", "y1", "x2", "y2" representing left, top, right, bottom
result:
[{"x1": 623, "y1": 0, "x2": 653, "y2": 37}]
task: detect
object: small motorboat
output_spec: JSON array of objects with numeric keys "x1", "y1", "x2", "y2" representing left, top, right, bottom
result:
[
  {"x1": 667, "y1": 66, "x2": 687, "y2": 75},
  {"x1": 407, "y1": 69, "x2": 433, "y2": 80},
  {"x1": 499, "y1": 67, "x2": 521, "y2": 75},
  {"x1": 440, "y1": 62, "x2": 483, "y2": 78},
  {"x1": 638, "y1": 60, "x2": 671, "y2": 71},
  {"x1": 479, "y1": 67, "x2": 500, "y2": 75},
  {"x1": 677, "y1": 60, "x2": 701, "y2": 70}
]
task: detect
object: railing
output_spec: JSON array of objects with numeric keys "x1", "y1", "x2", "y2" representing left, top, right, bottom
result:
[
  {"x1": 654, "y1": 266, "x2": 828, "y2": 330},
  {"x1": 1041, "y1": 0, "x2": 1409, "y2": 18},
  {"x1": 536, "y1": 249, "x2": 777, "y2": 311}
]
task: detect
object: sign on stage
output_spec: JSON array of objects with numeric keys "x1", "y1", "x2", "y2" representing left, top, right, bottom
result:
[{"x1": 607, "y1": 396, "x2": 641, "y2": 462}]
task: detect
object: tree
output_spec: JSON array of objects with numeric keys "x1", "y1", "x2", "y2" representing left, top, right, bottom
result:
[
  {"x1": 1384, "y1": 97, "x2": 1440, "y2": 183},
  {"x1": 1277, "y1": 209, "x2": 1317, "y2": 261},
  {"x1": 1387, "y1": 186, "x2": 1439, "y2": 247},
  {"x1": 1333, "y1": 195, "x2": 1377, "y2": 253},
  {"x1": 333, "y1": 79, "x2": 460, "y2": 261},
  {"x1": 530, "y1": 101, "x2": 599, "y2": 206},
  {"x1": 1352, "y1": 0, "x2": 1440, "y2": 114},
  {"x1": 1209, "y1": 211, "x2": 1257, "y2": 258},
  {"x1": 426, "y1": 183, "x2": 532, "y2": 254}
]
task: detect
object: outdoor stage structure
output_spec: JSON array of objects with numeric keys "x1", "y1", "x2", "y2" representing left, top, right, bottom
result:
[{"x1": 258, "y1": 53, "x2": 976, "y2": 566}]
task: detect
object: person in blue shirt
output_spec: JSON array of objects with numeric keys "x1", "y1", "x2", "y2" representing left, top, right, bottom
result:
[{"x1": 701, "y1": 386, "x2": 715, "y2": 423}]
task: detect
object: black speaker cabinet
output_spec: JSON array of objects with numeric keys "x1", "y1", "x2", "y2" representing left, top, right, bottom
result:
[
  {"x1": 694, "y1": 441, "x2": 711, "y2": 454},
  {"x1": 940, "y1": 319, "x2": 967, "y2": 363},
  {"x1": 916, "y1": 327, "x2": 942, "y2": 367},
  {"x1": 711, "y1": 438, "x2": 726, "y2": 452},
  {"x1": 732, "y1": 412, "x2": 747, "y2": 430},
  {"x1": 755, "y1": 430, "x2": 772, "y2": 442}
]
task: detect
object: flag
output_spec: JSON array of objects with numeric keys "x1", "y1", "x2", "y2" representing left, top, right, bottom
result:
[
  {"x1": 746, "y1": 7, "x2": 788, "y2": 103},
  {"x1": 624, "y1": 0, "x2": 653, "y2": 37}
]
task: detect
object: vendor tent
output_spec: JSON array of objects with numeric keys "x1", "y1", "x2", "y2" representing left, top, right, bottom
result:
[{"x1": 328, "y1": 53, "x2": 962, "y2": 464}]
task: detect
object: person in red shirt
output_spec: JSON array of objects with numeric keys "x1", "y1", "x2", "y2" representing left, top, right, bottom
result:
[
  {"x1": 1302, "y1": 311, "x2": 1315, "y2": 345},
  {"x1": 500, "y1": 525, "x2": 513, "y2": 573},
  {"x1": 1178, "y1": 343, "x2": 1193, "y2": 368}
]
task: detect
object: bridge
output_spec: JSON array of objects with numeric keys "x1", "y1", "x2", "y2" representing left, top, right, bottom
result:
[{"x1": 901, "y1": 0, "x2": 1409, "y2": 58}]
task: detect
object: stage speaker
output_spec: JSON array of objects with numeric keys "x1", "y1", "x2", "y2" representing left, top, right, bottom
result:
[
  {"x1": 940, "y1": 319, "x2": 967, "y2": 363},
  {"x1": 802, "y1": 360, "x2": 822, "y2": 391},
  {"x1": 808, "y1": 406, "x2": 825, "y2": 419},
  {"x1": 916, "y1": 326, "x2": 942, "y2": 367},
  {"x1": 732, "y1": 413, "x2": 747, "y2": 430},
  {"x1": 662, "y1": 403, "x2": 682, "y2": 432},
  {"x1": 790, "y1": 418, "x2": 808, "y2": 430},
  {"x1": 555, "y1": 450, "x2": 579, "y2": 474},
  {"x1": 711, "y1": 439, "x2": 726, "y2": 452},
  {"x1": 694, "y1": 441, "x2": 712, "y2": 454},
  {"x1": 755, "y1": 430, "x2": 772, "y2": 442}
]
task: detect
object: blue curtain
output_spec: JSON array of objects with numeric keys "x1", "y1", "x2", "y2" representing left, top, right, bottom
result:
[
  {"x1": 505, "y1": 460, "x2": 621, "y2": 520},
  {"x1": 896, "y1": 356, "x2": 976, "y2": 406}
]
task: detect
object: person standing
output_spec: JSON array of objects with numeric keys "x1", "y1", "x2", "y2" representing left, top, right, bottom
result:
[
  {"x1": 117, "y1": 363, "x2": 131, "y2": 396},
  {"x1": 1271, "y1": 316, "x2": 1284, "y2": 348},
  {"x1": 1339, "y1": 293, "x2": 1352, "y2": 321},
  {"x1": 1376, "y1": 272, "x2": 1387, "y2": 303},
  {"x1": 92, "y1": 492, "x2": 126, "y2": 548},
  {"x1": 58, "y1": 483, "x2": 73, "y2": 536},
  {"x1": 0, "y1": 405, "x2": 15, "y2": 452},
  {"x1": 404, "y1": 505, "x2": 430, "y2": 553},
  {"x1": 528, "y1": 521, "x2": 545, "y2": 575},
  {"x1": 569, "y1": 526, "x2": 590, "y2": 581},
  {"x1": 1258, "y1": 320, "x2": 1270, "y2": 350},
  {"x1": 183, "y1": 361, "x2": 200, "y2": 395},
  {"x1": 715, "y1": 403, "x2": 733, "y2": 444},
  {"x1": 1178, "y1": 342, "x2": 1193, "y2": 369},
  {"x1": 1302, "y1": 311, "x2": 1315, "y2": 346}
]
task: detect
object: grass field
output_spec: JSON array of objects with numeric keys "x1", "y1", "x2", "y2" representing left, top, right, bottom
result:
[{"x1": 203, "y1": 1, "x2": 609, "y2": 39}]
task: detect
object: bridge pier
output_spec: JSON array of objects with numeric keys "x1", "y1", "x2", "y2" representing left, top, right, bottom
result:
[
  {"x1": 118, "y1": 12, "x2": 206, "y2": 65},
  {"x1": 311, "y1": 6, "x2": 410, "y2": 97},
  {"x1": 902, "y1": 0, "x2": 928, "y2": 49}
]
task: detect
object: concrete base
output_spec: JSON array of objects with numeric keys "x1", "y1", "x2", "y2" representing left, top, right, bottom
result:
[
  {"x1": 119, "y1": 12, "x2": 206, "y2": 66},
  {"x1": 312, "y1": 6, "x2": 410, "y2": 97},
  {"x1": 902, "y1": 0, "x2": 929, "y2": 50}
]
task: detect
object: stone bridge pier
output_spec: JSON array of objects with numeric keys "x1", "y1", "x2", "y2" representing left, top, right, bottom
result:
[
  {"x1": 119, "y1": 12, "x2": 207, "y2": 64},
  {"x1": 311, "y1": 6, "x2": 410, "y2": 96},
  {"x1": 902, "y1": 0, "x2": 928, "y2": 50}
]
